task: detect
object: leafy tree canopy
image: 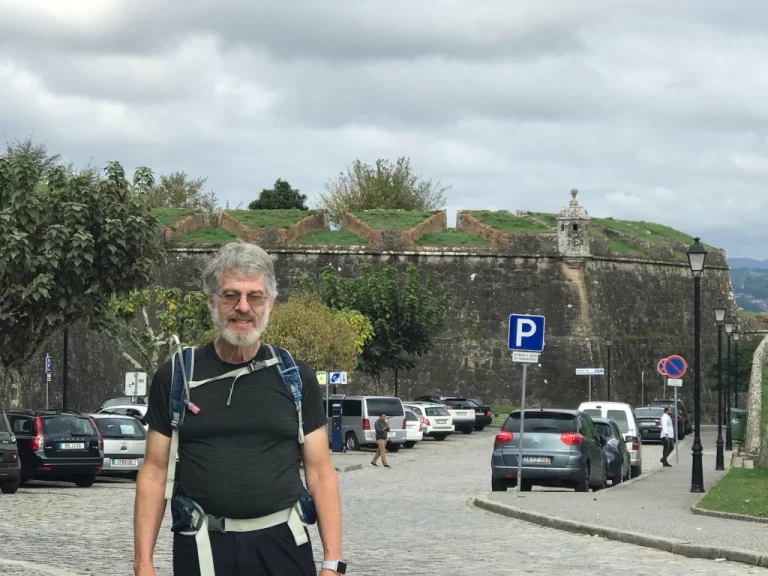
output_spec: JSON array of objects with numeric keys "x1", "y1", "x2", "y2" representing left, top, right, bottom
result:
[
  {"x1": 705, "y1": 334, "x2": 760, "y2": 393},
  {"x1": 262, "y1": 291, "x2": 373, "y2": 374},
  {"x1": 319, "y1": 157, "x2": 449, "y2": 225},
  {"x1": 147, "y1": 171, "x2": 218, "y2": 212},
  {"x1": 248, "y1": 178, "x2": 308, "y2": 210},
  {"x1": 0, "y1": 143, "x2": 165, "y2": 406},
  {"x1": 301, "y1": 264, "x2": 450, "y2": 395}
]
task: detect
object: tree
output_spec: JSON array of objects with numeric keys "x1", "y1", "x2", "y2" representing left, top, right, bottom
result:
[
  {"x1": 147, "y1": 171, "x2": 218, "y2": 212},
  {"x1": 301, "y1": 264, "x2": 450, "y2": 396},
  {"x1": 248, "y1": 179, "x2": 308, "y2": 210},
  {"x1": 319, "y1": 157, "x2": 449, "y2": 224},
  {"x1": 262, "y1": 291, "x2": 373, "y2": 374},
  {"x1": 92, "y1": 287, "x2": 217, "y2": 376},
  {"x1": 705, "y1": 335, "x2": 760, "y2": 395},
  {"x1": 0, "y1": 150, "x2": 165, "y2": 407}
]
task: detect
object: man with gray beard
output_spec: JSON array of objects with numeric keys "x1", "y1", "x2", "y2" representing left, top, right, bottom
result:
[{"x1": 133, "y1": 242, "x2": 345, "y2": 576}]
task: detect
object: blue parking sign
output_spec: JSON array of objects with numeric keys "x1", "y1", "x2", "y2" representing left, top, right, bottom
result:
[{"x1": 508, "y1": 314, "x2": 546, "y2": 352}]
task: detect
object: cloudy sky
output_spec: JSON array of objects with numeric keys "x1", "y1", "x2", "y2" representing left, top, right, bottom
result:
[{"x1": 1, "y1": 0, "x2": 766, "y2": 258}]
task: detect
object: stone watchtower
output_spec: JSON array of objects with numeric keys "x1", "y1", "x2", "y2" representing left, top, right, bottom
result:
[{"x1": 557, "y1": 188, "x2": 591, "y2": 257}]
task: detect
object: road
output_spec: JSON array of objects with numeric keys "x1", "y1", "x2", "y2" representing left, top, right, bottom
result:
[{"x1": 0, "y1": 430, "x2": 761, "y2": 575}]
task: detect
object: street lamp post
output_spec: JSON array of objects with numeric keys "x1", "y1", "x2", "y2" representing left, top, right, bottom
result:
[
  {"x1": 713, "y1": 298, "x2": 726, "y2": 471},
  {"x1": 606, "y1": 338, "x2": 613, "y2": 401},
  {"x1": 724, "y1": 315, "x2": 734, "y2": 451},
  {"x1": 733, "y1": 326, "x2": 741, "y2": 410},
  {"x1": 687, "y1": 237, "x2": 707, "y2": 493}
]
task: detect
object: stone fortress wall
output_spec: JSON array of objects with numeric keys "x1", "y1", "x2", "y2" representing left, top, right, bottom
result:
[{"x1": 19, "y1": 191, "x2": 734, "y2": 417}]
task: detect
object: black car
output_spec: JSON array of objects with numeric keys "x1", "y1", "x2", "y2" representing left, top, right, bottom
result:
[
  {"x1": 592, "y1": 417, "x2": 631, "y2": 486},
  {"x1": 5, "y1": 409, "x2": 104, "y2": 487},
  {"x1": 634, "y1": 407, "x2": 666, "y2": 443},
  {"x1": 650, "y1": 398, "x2": 690, "y2": 437},
  {"x1": 0, "y1": 411, "x2": 21, "y2": 494}
]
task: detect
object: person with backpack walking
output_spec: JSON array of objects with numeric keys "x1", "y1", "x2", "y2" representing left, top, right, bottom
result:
[{"x1": 133, "y1": 242, "x2": 346, "y2": 576}]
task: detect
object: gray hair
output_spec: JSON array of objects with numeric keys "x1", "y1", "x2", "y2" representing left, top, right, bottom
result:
[{"x1": 201, "y1": 242, "x2": 278, "y2": 299}]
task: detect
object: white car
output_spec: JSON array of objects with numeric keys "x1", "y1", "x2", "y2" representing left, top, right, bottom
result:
[
  {"x1": 403, "y1": 410, "x2": 424, "y2": 448},
  {"x1": 98, "y1": 404, "x2": 148, "y2": 431},
  {"x1": 412, "y1": 395, "x2": 476, "y2": 434},
  {"x1": 403, "y1": 403, "x2": 454, "y2": 441},
  {"x1": 89, "y1": 412, "x2": 146, "y2": 480}
]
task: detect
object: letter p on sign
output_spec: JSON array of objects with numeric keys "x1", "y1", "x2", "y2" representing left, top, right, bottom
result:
[{"x1": 508, "y1": 314, "x2": 546, "y2": 353}]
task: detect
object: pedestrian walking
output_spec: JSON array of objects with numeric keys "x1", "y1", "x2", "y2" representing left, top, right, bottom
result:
[
  {"x1": 133, "y1": 242, "x2": 346, "y2": 576},
  {"x1": 660, "y1": 406, "x2": 675, "y2": 467},
  {"x1": 370, "y1": 413, "x2": 391, "y2": 468}
]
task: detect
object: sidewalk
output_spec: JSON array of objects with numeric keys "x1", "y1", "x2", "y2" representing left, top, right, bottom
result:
[{"x1": 479, "y1": 426, "x2": 768, "y2": 560}]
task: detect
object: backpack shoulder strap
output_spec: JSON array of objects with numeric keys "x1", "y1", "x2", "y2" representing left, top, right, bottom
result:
[
  {"x1": 265, "y1": 344, "x2": 305, "y2": 444},
  {"x1": 165, "y1": 344, "x2": 195, "y2": 500}
]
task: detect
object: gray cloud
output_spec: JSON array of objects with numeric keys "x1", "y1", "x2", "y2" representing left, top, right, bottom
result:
[{"x1": 0, "y1": 0, "x2": 766, "y2": 257}]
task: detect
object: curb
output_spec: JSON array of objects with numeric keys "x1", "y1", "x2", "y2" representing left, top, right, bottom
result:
[
  {"x1": 691, "y1": 503, "x2": 768, "y2": 525},
  {"x1": 472, "y1": 495, "x2": 768, "y2": 568},
  {"x1": 334, "y1": 464, "x2": 363, "y2": 473}
]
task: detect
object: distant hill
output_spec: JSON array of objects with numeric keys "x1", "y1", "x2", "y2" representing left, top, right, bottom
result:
[{"x1": 728, "y1": 258, "x2": 768, "y2": 313}]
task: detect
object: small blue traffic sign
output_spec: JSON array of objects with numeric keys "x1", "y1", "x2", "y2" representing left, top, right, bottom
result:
[
  {"x1": 330, "y1": 372, "x2": 341, "y2": 384},
  {"x1": 45, "y1": 355, "x2": 53, "y2": 374},
  {"x1": 664, "y1": 355, "x2": 687, "y2": 379},
  {"x1": 508, "y1": 314, "x2": 546, "y2": 352}
]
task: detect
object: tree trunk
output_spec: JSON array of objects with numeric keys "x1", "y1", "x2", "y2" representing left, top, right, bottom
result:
[
  {"x1": 745, "y1": 335, "x2": 768, "y2": 457},
  {"x1": 394, "y1": 368, "x2": 399, "y2": 398},
  {"x1": 1, "y1": 366, "x2": 24, "y2": 408}
]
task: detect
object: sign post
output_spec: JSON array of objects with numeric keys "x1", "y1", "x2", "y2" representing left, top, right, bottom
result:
[
  {"x1": 663, "y1": 355, "x2": 687, "y2": 467},
  {"x1": 44, "y1": 354, "x2": 53, "y2": 410},
  {"x1": 508, "y1": 314, "x2": 545, "y2": 492},
  {"x1": 667, "y1": 378, "x2": 683, "y2": 465},
  {"x1": 324, "y1": 371, "x2": 348, "y2": 435},
  {"x1": 576, "y1": 368, "x2": 604, "y2": 401}
]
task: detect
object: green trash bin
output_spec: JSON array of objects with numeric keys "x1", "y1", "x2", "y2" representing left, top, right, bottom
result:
[{"x1": 730, "y1": 408, "x2": 747, "y2": 443}]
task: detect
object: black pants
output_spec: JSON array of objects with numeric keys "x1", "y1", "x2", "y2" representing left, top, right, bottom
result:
[
  {"x1": 173, "y1": 523, "x2": 317, "y2": 576},
  {"x1": 662, "y1": 437, "x2": 675, "y2": 463}
]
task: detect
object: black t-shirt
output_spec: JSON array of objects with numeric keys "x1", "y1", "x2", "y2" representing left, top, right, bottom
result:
[{"x1": 144, "y1": 341, "x2": 327, "y2": 519}]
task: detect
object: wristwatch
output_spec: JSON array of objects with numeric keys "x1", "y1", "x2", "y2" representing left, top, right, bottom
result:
[{"x1": 321, "y1": 560, "x2": 347, "y2": 574}]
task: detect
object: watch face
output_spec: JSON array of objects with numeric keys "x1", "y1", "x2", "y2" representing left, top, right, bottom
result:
[{"x1": 337, "y1": 561, "x2": 347, "y2": 574}]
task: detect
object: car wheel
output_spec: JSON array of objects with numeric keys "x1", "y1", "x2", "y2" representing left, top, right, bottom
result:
[
  {"x1": 432, "y1": 434, "x2": 447, "y2": 441},
  {"x1": 403, "y1": 441, "x2": 416, "y2": 449},
  {"x1": 461, "y1": 428, "x2": 473, "y2": 435},
  {"x1": 491, "y1": 477, "x2": 507, "y2": 492},
  {"x1": 474, "y1": 425, "x2": 485, "y2": 432},
  {"x1": 612, "y1": 465, "x2": 623, "y2": 486},
  {"x1": 0, "y1": 479, "x2": 19, "y2": 494},
  {"x1": 345, "y1": 432, "x2": 360, "y2": 451},
  {"x1": 520, "y1": 480, "x2": 533, "y2": 491},
  {"x1": 630, "y1": 465, "x2": 641, "y2": 478},
  {"x1": 386, "y1": 443, "x2": 401, "y2": 453},
  {"x1": 74, "y1": 475, "x2": 96, "y2": 488},
  {"x1": 575, "y1": 463, "x2": 590, "y2": 492}
]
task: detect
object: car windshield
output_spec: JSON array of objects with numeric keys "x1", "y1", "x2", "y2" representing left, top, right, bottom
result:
[
  {"x1": 42, "y1": 416, "x2": 96, "y2": 436},
  {"x1": 96, "y1": 418, "x2": 146, "y2": 439},
  {"x1": 595, "y1": 422, "x2": 615, "y2": 438},
  {"x1": 405, "y1": 411, "x2": 419, "y2": 421},
  {"x1": 504, "y1": 412, "x2": 576, "y2": 434},
  {"x1": 606, "y1": 410, "x2": 630, "y2": 433},
  {"x1": 425, "y1": 407, "x2": 450, "y2": 416},
  {"x1": 635, "y1": 408, "x2": 664, "y2": 418},
  {"x1": 582, "y1": 409, "x2": 602, "y2": 418},
  {"x1": 366, "y1": 398, "x2": 404, "y2": 417},
  {"x1": 0, "y1": 413, "x2": 9, "y2": 433}
]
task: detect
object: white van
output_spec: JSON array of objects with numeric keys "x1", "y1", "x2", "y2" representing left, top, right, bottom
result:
[
  {"x1": 327, "y1": 396, "x2": 408, "y2": 452},
  {"x1": 578, "y1": 401, "x2": 643, "y2": 478}
]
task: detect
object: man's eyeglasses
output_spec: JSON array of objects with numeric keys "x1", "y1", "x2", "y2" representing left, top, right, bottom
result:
[{"x1": 217, "y1": 291, "x2": 268, "y2": 308}]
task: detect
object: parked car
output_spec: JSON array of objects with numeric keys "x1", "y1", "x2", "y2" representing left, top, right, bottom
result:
[
  {"x1": 649, "y1": 398, "x2": 689, "y2": 437},
  {"x1": 5, "y1": 409, "x2": 103, "y2": 487},
  {"x1": 100, "y1": 396, "x2": 148, "y2": 410},
  {"x1": 403, "y1": 410, "x2": 424, "y2": 448},
  {"x1": 326, "y1": 396, "x2": 407, "y2": 452},
  {"x1": 98, "y1": 404, "x2": 148, "y2": 430},
  {"x1": 578, "y1": 401, "x2": 643, "y2": 478},
  {"x1": 446, "y1": 397, "x2": 492, "y2": 431},
  {"x1": 634, "y1": 407, "x2": 666, "y2": 443},
  {"x1": 90, "y1": 413, "x2": 147, "y2": 480},
  {"x1": 0, "y1": 411, "x2": 21, "y2": 494},
  {"x1": 491, "y1": 409, "x2": 607, "y2": 492},
  {"x1": 592, "y1": 417, "x2": 631, "y2": 486},
  {"x1": 413, "y1": 395, "x2": 476, "y2": 434},
  {"x1": 402, "y1": 402, "x2": 454, "y2": 441}
]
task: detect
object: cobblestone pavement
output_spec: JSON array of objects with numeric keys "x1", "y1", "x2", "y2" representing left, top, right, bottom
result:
[
  {"x1": 488, "y1": 426, "x2": 768, "y2": 555},
  {"x1": 0, "y1": 429, "x2": 762, "y2": 575}
]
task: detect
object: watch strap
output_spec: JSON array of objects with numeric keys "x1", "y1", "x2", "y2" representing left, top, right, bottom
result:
[{"x1": 321, "y1": 560, "x2": 347, "y2": 574}]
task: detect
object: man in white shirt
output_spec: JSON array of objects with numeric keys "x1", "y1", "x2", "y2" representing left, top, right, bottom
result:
[{"x1": 660, "y1": 406, "x2": 675, "y2": 467}]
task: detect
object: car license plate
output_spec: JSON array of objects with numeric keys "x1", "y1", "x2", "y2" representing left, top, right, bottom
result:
[
  {"x1": 59, "y1": 443, "x2": 84, "y2": 450},
  {"x1": 437, "y1": 419, "x2": 447, "y2": 423},
  {"x1": 111, "y1": 459, "x2": 138, "y2": 466},
  {"x1": 522, "y1": 456, "x2": 551, "y2": 464},
  {"x1": 640, "y1": 422, "x2": 652, "y2": 427},
  {"x1": 456, "y1": 411, "x2": 466, "y2": 416},
  {"x1": 387, "y1": 432, "x2": 395, "y2": 439}
]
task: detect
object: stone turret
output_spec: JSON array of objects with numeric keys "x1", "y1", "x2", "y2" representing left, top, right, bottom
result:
[{"x1": 557, "y1": 188, "x2": 591, "y2": 257}]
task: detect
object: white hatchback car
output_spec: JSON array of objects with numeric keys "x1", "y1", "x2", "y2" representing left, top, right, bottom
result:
[
  {"x1": 403, "y1": 410, "x2": 424, "y2": 448},
  {"x1": 403, "y1": 402, "x2": 454, "y2": 441},
  {"x1": 578, "y1": 401, "x2": 643, "y2": 478},
  {"x1": 89, "y1": 412, "x2": 146, "y2": 480}
]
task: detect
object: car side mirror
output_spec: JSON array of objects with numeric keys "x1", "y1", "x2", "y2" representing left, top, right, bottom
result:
[{"x1": 599, "y1": 435, "x2": 607, "y2": 447}]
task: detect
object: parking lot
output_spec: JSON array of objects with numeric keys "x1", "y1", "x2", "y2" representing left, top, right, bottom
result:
[{"x1": 0, "y1": 428, "x2": 760, "y2": 576}]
